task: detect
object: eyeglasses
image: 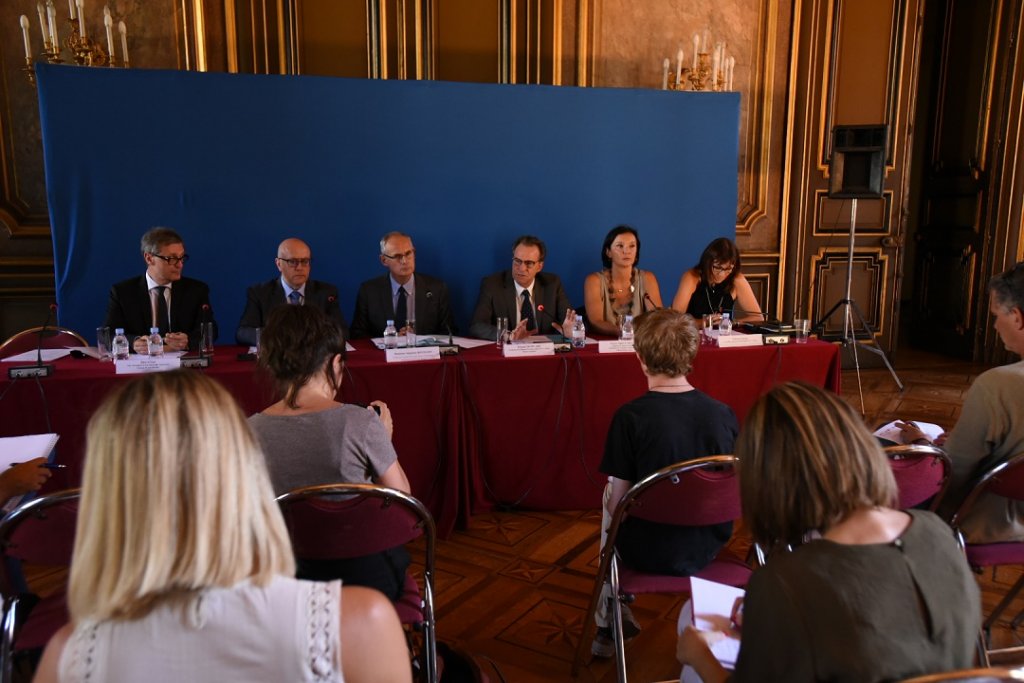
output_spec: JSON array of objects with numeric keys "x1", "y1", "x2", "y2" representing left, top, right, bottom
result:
[
  {"x1": 513, "y1": 257, "x2": 540, "y2": 269},
  {"x1": 711, "y1": 263, "x2": 734, "y2": 274},
  {"x1": 278, "y1": 257, "x2": 312, "y2": 268},
  {"x1": 150, "y1": 253, "x2": 189, "y2": 265},
  {"x1": 382, "y1": 249, "x2": 416, "y2": 263}
]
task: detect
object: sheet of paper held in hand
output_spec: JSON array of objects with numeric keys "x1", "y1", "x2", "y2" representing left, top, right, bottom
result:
[
  {"x1": 680, "y1": 577, "x2": 744, "y2": 683},
  {"x1": 873, "y1": 420, "x2": 944, "y2": 444}
]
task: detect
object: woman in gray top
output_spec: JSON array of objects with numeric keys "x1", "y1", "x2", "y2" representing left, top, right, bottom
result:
[
  {"x1": 249, "y1": 304, "x2": 411, "y2": 599},
  {"x1": 677, "y1": 382, "x2": 981, "y2": 683}
]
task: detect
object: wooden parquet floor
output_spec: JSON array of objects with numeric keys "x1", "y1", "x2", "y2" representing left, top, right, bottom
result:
[{"x1": 406, "y1": 348, "x2": 1024, "y2": 681}]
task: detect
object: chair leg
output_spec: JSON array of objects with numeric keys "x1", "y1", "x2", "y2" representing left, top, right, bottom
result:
[
  {"x1": 983, "y1": 571, "x2": 1024, "y2": 638},
  {"x1": 609, "y1": 557, "x2": 628, "y2": 683},
  {"x1": 1, "y1": 595, "x2": 20, "y2": 683}
]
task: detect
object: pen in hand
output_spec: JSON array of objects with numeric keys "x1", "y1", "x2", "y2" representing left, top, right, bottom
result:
[{"x1": 9, "y1": 462, "x2": 67, "y2": 470}]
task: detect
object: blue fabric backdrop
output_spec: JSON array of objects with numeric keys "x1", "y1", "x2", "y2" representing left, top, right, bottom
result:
[{"x1": 35, "y1": 63, "x2": 739, "y2": 339}]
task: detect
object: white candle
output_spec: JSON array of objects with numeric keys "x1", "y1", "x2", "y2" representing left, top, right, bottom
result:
[
  {"x1": 76, "y1": 0, "x2": 85, "y2": 39},
  {"x1": 46, "y1": 0, "x2": 58, "y2": 52},
  {"x1": 661, "y1": 58, "x2": 669, "y2": 90},
  {"x1": 20, "y1": 15, "x2": 33, "y2": 59},
  {"x1": 692, "y1": 33, "x2": 700, "y2": 70},
  {"x1": 36, "y1": 3, "x2": 49, "y2": 48},
  {"x1": 68, "y1": 0, "x2": 75, "y2": 19},
  {"x1": 712, "y1": 44, "x2": 721, "y2": 90},
  {"x1": 702, "y1": 30, "x2": 709, "y2": 54},
  {"x1": 675, "y1": 47, "x2": 684, "y2": 86},
  {"x1": 104, "y1": 11, "x2": 114, "y2": 60},
  {"x1": 118, "y1": 20, "x2": 128, "y2": 65},
  {"x1": 728, "y1": 56, "x2": 736, "y2": 91}
]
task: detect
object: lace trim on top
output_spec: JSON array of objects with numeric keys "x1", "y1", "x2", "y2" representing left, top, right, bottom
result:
[
  {"x1": 306, "y1": 580, "x2": 339, "y2": 681},
  {"x1": 62, "y1": 620, "x2": 100, "y2": 683}
]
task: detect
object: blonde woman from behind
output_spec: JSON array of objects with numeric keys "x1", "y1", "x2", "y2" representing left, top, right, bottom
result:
[{"x1": 33, "y1": 370, "x2": 411, "y2": 683}]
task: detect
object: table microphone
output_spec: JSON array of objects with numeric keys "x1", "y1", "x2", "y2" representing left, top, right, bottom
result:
[
  {"x1": 643, "y1": 293, "x2": 660, "y2": 311},
  {"x1": 8, "y1": 303, "x2": 57, "y2": 379},
  {"x1": 535, "y1": 305, "x2": 571, "y2": 351}
]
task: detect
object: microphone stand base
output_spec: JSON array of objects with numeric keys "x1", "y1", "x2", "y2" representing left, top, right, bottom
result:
[{"x1": 8, "y1": 364, "x2": 55, "y2": 379}]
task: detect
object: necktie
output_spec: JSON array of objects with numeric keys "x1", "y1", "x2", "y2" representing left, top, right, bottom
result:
[
  {"x1": 395, "y1": 286, "x2": 408, "y2": 330},
  {"x1": 521, "y1": 290, "x2": 536, "y2": 331},
  {"x1": 154, "y1": 286, "x2": 169, "y2": 334},
  {"x1": 288, "y1": 290, "x2": 302, "y2": 305}
]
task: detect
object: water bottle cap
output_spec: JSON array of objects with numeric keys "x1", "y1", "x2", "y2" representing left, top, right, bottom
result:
[
  {"x1": 115, "y1": 328, "x2": 124, "y2": 334},
  {"x1": 386, "y1": 319, "x2": 394, "y2": 325},
  {"x1": 150, "y1": 327, "x2": 160, "y2": 334}
]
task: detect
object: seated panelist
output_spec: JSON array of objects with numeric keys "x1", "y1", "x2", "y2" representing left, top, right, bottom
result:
[
  {"x1": 583, "y1": 225, "x2": 663, "y2": 336},
  {"x1": 103, "y1": 227, "x2": 216, "y2": 353},
  {"x1": 469, "y1": 235, "x2": 574, "y2": 341},
  {"x1": 350, "y1": 232, "x2": 455, "y2": 339},
  {"x1": 236, "y1": 237, "x2": 347, "y2": 345},
  {"x1": 671, "y1": 237, "x2": 761, "y2": 325}
]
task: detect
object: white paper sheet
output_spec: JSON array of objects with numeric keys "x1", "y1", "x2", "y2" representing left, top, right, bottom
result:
[
  {"x1": 1, "y1": 348, "x2": 72, "y2": 363},
  {"x1": 680, "y1": 577, "x2": 744, "y2": 682},
  {"x1": 874, "y1": 420, "x2": 944, "y2": 443}
]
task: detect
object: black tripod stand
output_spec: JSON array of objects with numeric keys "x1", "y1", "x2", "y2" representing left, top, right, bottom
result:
[{"x1": 813, "y1": 198, "x2": 903, "y2": 413}]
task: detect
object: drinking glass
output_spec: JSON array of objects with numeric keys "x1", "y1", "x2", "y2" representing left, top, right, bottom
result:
[
  {"x1": 793, "y1": 318, "x2": 810, "y2": 344},
  {"x1": 96, "y1": 326, "x2": 112, "y2": 362}
]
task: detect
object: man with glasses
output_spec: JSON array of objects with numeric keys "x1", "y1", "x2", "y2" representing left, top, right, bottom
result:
[
  {"x1": 104, "y1": 226, "x2": 216, "y2": 353},
  {"x1": 350, "y1": 231, "x2": 454, "y2": 339},
  {"x1": 469, "y1": 234, "x2": 573, "y2": 341},
  {"x1": 236, "y1": 237, "x2": 346, "y2": 345}
]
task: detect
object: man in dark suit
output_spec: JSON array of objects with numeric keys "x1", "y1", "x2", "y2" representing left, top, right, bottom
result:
[
  {"x1": 236, "y1": 238, "x2": 347, "y2": 345},
  {"x1": 469, "y1": 235, "x2": 574, "y2": 341},
  {"x1": 104, "y1": 227, "x2": 216, "y2": 353},
  {"x1": 350, "y1": 232, "x2": 455, "y2": 339}
]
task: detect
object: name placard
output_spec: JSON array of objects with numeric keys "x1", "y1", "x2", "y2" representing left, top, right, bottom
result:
[
  {"x1": 598, "y1": 340, "x2": 636, "y2": 354},
  {"x1": 385, "y1": 346, "x2": 442, "y2": 363},
  {"x1": 115, "y1": 355, "x2": 182, "y2": 374},
  {"x1": 716, "y1": 333, "x2": 764, "y2": 348},
  {"x1": 502, "y1": 341, "x2": 555, "y2": 358}
]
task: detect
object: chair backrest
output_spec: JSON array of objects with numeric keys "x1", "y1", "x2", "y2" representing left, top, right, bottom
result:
[
  {"x1": 276, "y1": 483, "x2": 431, "y2": 560},
  {"x1": 951, "y1": 452, "x2": 1024, "y2": 529},
  {"x1": 615, "y1": 455, "x2": 740, "y2": 529},
  {"x1": 884, "y1": 444, "x2": 952, "y2": 510},
  {"x1": 0, "y1": 489, "x2": 80, "y2": 596},
  {"x1": 0, "y1": 327, "x2": 88, "y2": 359}
]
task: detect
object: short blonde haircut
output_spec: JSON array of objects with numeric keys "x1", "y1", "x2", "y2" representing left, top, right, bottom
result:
[
  {"x1": 69, "y1": 371, "x2": 295, "y2": 622},
  {"x1": 633, "y1": 308, "x2": 699, "y2": 377},
  {"x1": 738, "y1": 382, "x2": 898, "y2": 550}
]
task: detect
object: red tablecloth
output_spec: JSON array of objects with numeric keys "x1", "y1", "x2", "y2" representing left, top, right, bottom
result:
[{"x1": 0, "y1": 338, "x2": 840, "y2": 533}]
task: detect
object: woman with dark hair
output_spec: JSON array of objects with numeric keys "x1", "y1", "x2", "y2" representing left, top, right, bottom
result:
[
  {"x1": 676, "y1": 382, "x2": 980, "y2": 683},
  {"x1": 671, "y1": 237, "x2": 761, "y2": 325},
  {"x1": 583, "y1": 225, "x2": 663, "y2": 335},
  {"x1": 248, "y1": 304, "x2": 411, "y2": 600}
]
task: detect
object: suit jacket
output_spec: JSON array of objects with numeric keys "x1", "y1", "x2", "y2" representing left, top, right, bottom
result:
[
  {"x1": 469, "y1": 270, "x2": 571, "y2": 340},
  {"x1": 350, "y1": 273, "x2": 455, "y2": 339},
  {"x1": 103, "y1": 275, "x2": 216, "y2": 351},
  {"x1": 236, "y1": 278, "x2": 347, "y2": 345}
]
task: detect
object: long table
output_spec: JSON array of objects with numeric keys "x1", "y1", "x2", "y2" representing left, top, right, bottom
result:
[{"x1": 0, "y1": 339, "x2": 840, "y2": 535}]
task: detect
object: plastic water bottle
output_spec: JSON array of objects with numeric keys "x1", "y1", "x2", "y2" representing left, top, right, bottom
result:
[
  {"x1": 112, "y1": 328, "x2": 130, "y2": 360},
  {"x1": 571, "y1": 316, "x2": 586, "y2": 349},
  {"x1": 620, "y1": 315, "x2": 634, "y2": 341},
  {"x1": 719, "y1": 313, "x2": 732, "y2": 336},
  {"x1": 383, "y1": 320, "x2": 398, "y2": 349},
  {"x1": 147, "y1": 327, "x2": 164, "y2": 356}
]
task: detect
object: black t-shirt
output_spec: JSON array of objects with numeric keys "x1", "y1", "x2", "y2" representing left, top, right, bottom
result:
[{"x1": 600, "y1": 390, "x2": 739, "y2": 574}]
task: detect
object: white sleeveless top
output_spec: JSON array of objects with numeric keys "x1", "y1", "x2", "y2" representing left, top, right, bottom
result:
[{"x1": 58, "y1": 576, "x2": 343, "y2": 683}]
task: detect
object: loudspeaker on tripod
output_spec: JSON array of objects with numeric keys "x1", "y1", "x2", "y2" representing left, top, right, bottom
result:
[{"x1": 828, "y1": 124, "x2": 887, "y2": 199}]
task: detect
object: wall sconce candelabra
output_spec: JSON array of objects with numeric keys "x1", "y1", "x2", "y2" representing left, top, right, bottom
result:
[
  {"x1": 18, "y1": 0, "x2": 130, "y2": 85},
  {"x1": 660, "y1": 31, "x2": 736, "y2": 92}
]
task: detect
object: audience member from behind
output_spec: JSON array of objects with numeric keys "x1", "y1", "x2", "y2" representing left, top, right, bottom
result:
[
  {"x1": 592, "y1": 308, "x2": 738, "y2": 658},
  {"x1": 236, "y1": 237, "x2": 347, "y2": 345},
  {"x1": 584, "y1": 225, "x2": 663, "y2": 336},
  {"x1": 249, "y1": 304, "x2": 412, "y2": 599},
  {"x1": 469, "y1": 235, "x2": 574, "y2": 341},
  {"x1": 33, "y1": 371, "x2": 411, "y2": 683},
  {"x1": 350, "y1": 231, "x2": 455, "y2": 339},
  {"x1": 677, "y1": 382, "x2": 980, "y2": 683},
  {"x1": 899, "y1": 260, "x2": 1024, "y2": 543},
  {"x1": 671, "y1": 237, "x2": 761, "y2": 325},
  {"x1": 103, "y1": 227, "x2": 216, "y2": 353}
]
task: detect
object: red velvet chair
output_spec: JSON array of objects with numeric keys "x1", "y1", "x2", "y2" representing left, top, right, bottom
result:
[
  {"x1": 0, "y1": 488, "x2": 79, "y2": 683},
  {"x1": 0, "y1": 327, "x2": 87, "y2": 360},
  {"x1": 276, "y1": 483, "x2": 437, "y2": 683},
  {"x1": 571, "y1": 455, "x2": 751, "y2": 682},
  {"x1": 884, "y1": 444, "x2": 952, "y2": 510},
  {"x1": 896, "y1": 667, "x2": 1024, "y2": 682},
  {"x1": 949, "y1": 452, "x2": 1024, "y2": 665}
]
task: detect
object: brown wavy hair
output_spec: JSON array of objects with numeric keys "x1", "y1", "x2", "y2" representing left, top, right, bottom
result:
[
  {"x1": 633, "y1": 308, "x2": 699, "y2": 377},
  {"x1": 258, "y1": 304, "x2": 346, "y2": 408}
]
